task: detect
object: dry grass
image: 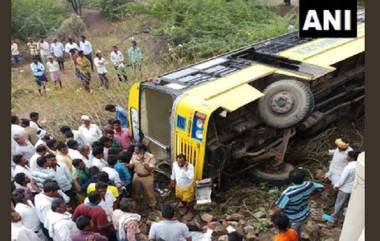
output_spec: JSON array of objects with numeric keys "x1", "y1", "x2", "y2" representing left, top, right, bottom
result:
[{"x1": 11, "y1": 15, "x2": 178, "y2": 138}]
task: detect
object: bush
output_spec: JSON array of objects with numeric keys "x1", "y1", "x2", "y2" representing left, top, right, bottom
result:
[
  {"x1": 53, "y1": 14, "x2": 87, "y2": 40},
  {"x1": 11, "y1": 0, "x2": 68, "y2": 40},
  {"x1": 100, "y1": 0, "x2": 130, "y2": 20},
  {"x1": 132, "y1": 0, "x2": 297, "y2": 61}
]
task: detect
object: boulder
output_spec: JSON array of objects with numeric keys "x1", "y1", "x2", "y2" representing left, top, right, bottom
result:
[
  {"x1": 218, "y1": 235, "x2": 228, "y2": 241},
  {"x1": 253, "y1": 211, "x2": 266, "y2": 219},
  {"x1": 246, "y1": 231, "x2": 259, "y2": 241},
  {"x1": 243, "y1": 225, "x2": 255, "y2": 234},
  {"x1": 226, "y1": 213, "x2": 245, "y2": 221},
  {"x1": 201, "y1": 213, "x2": 214, "y2": 223}
]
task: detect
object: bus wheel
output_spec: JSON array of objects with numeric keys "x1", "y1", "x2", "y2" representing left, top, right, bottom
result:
[
  {"x1": 249, "y1": 163, "x2": 295, "y2": 186},
  {"x1": 258, "y1": 79, "x2": 314, "y2": 128}
]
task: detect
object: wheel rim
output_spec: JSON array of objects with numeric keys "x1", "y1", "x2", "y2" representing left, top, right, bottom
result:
[{"x1": 270, "y1": 91, "x2": 296, "y2": 114}]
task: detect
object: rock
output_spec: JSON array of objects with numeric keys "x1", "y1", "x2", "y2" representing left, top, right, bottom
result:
[
  {"x1": 200, "y1": 213, "x2": 214, "y2": 223},
  {"x1": 239, "y1": 219, "x2": 246, "y2": 225},
  {"x1": 324, "y1": 239, "x2": 335, "y2": 241},
  {"x1": 301, "y1": 232, "x2": 310, "y2": 240},
  {"x1": 218, "y1": 235, "x2": 228, "y2": 241},
  {"x1": 268, "y1": 209, "x2": 275, "y2": 217},
  {"x1": 227, "y1": 221, "x2": 239, "y2": 227},
  {"x1": 246, "y1": 231, "x2": 258, "y2": 241},
  {"x1": 214, "y1": 223, "x2": 226, "y2": 234},
  {"x1": 243, "y1": 225, "x2": 255, "y2": 234},
  {"x1": 253, "y1": 211, "x2": 266, "y2": 219},
  {"x1": 268, "y1": 189, "x2": 278, "y2": 194},
  {"x1": 227, "y1": 213, "x2": 245, "y2": 220}
]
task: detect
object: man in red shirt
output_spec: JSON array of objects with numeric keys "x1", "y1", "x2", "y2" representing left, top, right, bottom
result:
[
  {"x1": 72, "y1": 191, "x2": 115, "y2": 240},
  {"x1": 113, "y1": 120, "x2": 132, "y2": 150}
]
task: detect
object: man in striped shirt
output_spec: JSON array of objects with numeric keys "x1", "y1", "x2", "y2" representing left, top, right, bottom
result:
[{"x1": 274, "y1": 168, "x2": 324, "y2": 237}]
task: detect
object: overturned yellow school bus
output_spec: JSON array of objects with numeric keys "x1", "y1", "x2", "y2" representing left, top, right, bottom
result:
[{"x1": 128, "y1": 13, "x2": 364, "y2": 187}]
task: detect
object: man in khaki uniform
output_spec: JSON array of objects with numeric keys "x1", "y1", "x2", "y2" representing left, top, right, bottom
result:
[{"x1": 129, "y1": 144, "x2": 157, "y2": 210}]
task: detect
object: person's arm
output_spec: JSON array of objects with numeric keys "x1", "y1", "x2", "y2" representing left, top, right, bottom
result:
[
  {"x1": 148, "y1": 223, "x2": 156, "y2": 241},
  {"x1": 170, "y1": 164, "x2": 176, "y2": 187},
  {"x1": 334, "y1": 166, "x2": 350, "y2": 190},
  {"x1": 88, "y1": 41, "x2": 93, "y2": 53},
  {"x1": 56, "y1": 223, "x2": 74, "y2": 241},
  {"x1": 328, "y1": 149, "x2": 335, "y2": 156},
  {"x1": 40, "y1": 63, "x2": 45, "y2": 72},
  {"x1": 121, "y1": 165, "x2": 132, "y2": 186},
  {"x1": 120, "y1": 52, "x2": 124, "y2": 62},
  {"x1": 143, "y1": 154, "x2": 156, "y2": 172},
  {"x1": 183, "y1": 225, "x2": 192, "y2": 241},
  {"x1": 138, "y1": 48, "x2": 143, "y2": 61},
  {"x1": 182, "y1": 164, "x2": 194, "y2": 180},
  {"x1": 71, "y1": 205, "x2": 81, "y2": 221},
  {"x1": 58, "y1": 189, "x2": 71, "y2": 204},
  {"x1": 95, "y1": 125, "x2": 103, "y2": 139},
  {"x1": 274, "y1": 193, "x2": 289, "y2": 213}
]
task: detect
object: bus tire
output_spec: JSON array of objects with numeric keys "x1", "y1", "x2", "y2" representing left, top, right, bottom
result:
[
  {"x1": 258, "y1": 79, "x2": 314, "y2": 128},
  {"x1": 249, "y1": 163, "x2": 295, "y2": 186}
]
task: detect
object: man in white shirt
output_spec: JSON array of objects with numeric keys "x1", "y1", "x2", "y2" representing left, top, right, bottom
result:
[
  {"x1": 94, "y1": 50, "x2": 109, "y2": 89},
  {"x1": 13, "y1": 155, "x2": 33, "y2": 179},
  {"x1": 12, "y1": 190, "x2": 46, "y2": 240},
  {"x1": 11, "y1": 116, "x2": 25, "y2": 158},
  {"x1": 29, "y1": 112, "x2": 45, "y2": 136},
  {"x1": 79, "y1": 35, "x2": 94, "y2": 71},
  {"x1": 92, "y1": 147, "x2": 108, "y2": 170},
  {"x1": 39, "y1": 38, "x2": 50, "y2": 64},
  {"x1": 50, "y1": 38, "x2": 65, "y2": 70},
  {"x1": 324, "y1": 150, "x2": 359, "y2": 224},
  {"x1": 60, "y1": 125, "x2": 86, "y2": 149},
  {"x1": 65, "y1": 37, "x2": 79, "y2": 54},
  {"x1": 34, "y1": 181, "x2": 70, "y2": 229},
  {"x1": 14, "y1": 134, "x2": 36, "y2": 161},
  {"x1": 170, "y1": 154, "x2": 195, "y2": 215},
  {"x1": 103, "y1": 157, "x2": 122, "y2": 185},
  {"x1": 29, "y1": 144, "x2": 49, "y2": 169},
  {"x1": 78, "y1": 115, "x2": 102, "y2": 146},
  {"x1": 110, "y1": 45, "x2": 128, "y2": 82},
  {"x1": 45, "y1": 199, "x2": 78, "y2": 241},
  {"x1": 11, "y1": 210, "x2": 40, "y2": 241},
  {"x1": 67, "y1": 140, "x2": 89, "y2": 165},
  {"x1": 325, "y1": 138, "x2": 353, "y2": 186}
]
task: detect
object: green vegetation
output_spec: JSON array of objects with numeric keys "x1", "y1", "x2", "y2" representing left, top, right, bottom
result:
[
  {"x1": 11, "y1": 0, "x2": 68, "y2": 40},
  {"x1": 100, "y1": 0, "x2": 130, "y2": 20},
  {"x1": 132, "y1": 0, "x2": 297, "y2": 60}
]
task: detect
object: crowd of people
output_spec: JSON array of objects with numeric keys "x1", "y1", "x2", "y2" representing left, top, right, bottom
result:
[
  {"x1": 10, "y1": 101, "x2": 361, "y2": 241},
  {"x1": 11, "y1": 36, "x2": 143, "y2": 95}
]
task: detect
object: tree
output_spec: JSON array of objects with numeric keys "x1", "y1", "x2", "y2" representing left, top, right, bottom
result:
[{"x1": 68, "y1": 0, "x2": 82, "y2": 16}]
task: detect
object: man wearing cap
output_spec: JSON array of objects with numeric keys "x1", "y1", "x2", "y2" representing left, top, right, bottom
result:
[
  {"x1": 128, "y1": 38, "x2": 143, "y2": 71},
  {"x1": 94, "y1": 50, "x2": 109, "y2": 89},
  {"x1": 78, "y1": 115, "x2": 102, "y2": 146},
  {"x1": 325, "y1": 138, "x2": 353, "y2": 186}
]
